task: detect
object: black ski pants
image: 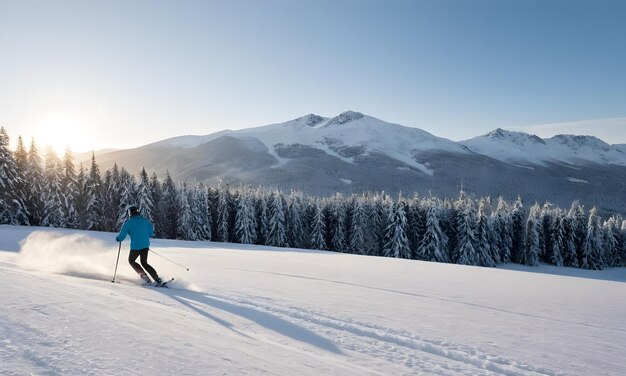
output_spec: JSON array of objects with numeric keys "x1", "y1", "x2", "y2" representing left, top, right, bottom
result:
[{"x1": 128, "y1": 248, "x2": 159, "y2": 281}]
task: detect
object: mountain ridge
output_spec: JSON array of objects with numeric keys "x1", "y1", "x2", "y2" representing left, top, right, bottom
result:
[
  {"x1": 79, "y1": 111, "x2": 626, "y2": 214},
  {"x1": 461, "y1": 127, "x2": 626, "y2": 166}
]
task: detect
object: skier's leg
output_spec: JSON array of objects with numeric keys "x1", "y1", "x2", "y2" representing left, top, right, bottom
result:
[
  {"x1": 139, "y1": 249, "x2": 160, "y2": 281},
  {"x1": 128, "y1": 250, "x2": 144, "y2": 274},
  {"x1": 129, "y1": 250, "x2": 150, "y2": 281}
]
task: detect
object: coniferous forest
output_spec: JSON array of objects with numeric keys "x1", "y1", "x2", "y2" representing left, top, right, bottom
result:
[{"x1": 1, "y1": 127, "x2": 625, "y2": 270}]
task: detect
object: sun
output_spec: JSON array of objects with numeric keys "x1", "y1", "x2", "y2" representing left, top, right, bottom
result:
[{"x1": 35, "y1": 110, "x2": 92, "y2": 156}]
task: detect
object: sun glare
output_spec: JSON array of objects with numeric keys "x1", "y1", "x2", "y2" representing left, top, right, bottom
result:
[{"x1": 35, "y1": 110, "x2": 91, "y2": 156}]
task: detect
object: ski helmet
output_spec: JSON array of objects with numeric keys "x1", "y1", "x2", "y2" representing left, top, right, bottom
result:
[{"x1": 128, "y1": 205, "x2": 139, "y2": 215}]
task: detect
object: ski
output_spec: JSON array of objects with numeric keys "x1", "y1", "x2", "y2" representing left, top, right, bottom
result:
[{"x1": 153, "y1": 277, "x2": 174, "y2": 288}]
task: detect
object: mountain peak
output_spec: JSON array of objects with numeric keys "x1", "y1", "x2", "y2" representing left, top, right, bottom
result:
[
  {"x1": 326, "y1": 111, "x2": 365, "y2": 126},
  {"x1": 483, "y1": 128, "x2": 546, "y2": 145},
  {"x1": 293, "y1": 113, "x2": 325, "y2": 127},
  {"x1": 486, "y1": 128, "x2": 507, "y2": 139},
  {"x1": 550, "y1": 134, "x2": 610, "y2": 151}
]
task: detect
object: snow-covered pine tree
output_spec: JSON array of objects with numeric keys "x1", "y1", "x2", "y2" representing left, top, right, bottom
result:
[
  {"x1": 149, "y1": 172, "x2": 163, "y2": 237},
  {"x1": 159, "y1": 171, "x2": 179, "y2": 239},
  {"x1": 580, "y1": 207, "x2": 605, "y2": 270},
  {"x1": 475, "y1": 198, "x2": 496, "y2": 267},
  {"x1": 25, "y1": 139, "x2": 45, "y2": 226},
  {"x1": 621, "y1": 221, "x2": 626, "y2": 267},
  {"x1": 191, "y1": 184, "x2": 212, "y2": 241},
  {"x1": 510, "y1": 197, "x2": 526, "y2": 263},
  {"x1": 228, "y1": 189, "x2": 240, "y2": 243},
  {"x1": 206, "y1": 186, "x2": 219, "y2": 240},
  {"x1": 12, "y1": 136, "x2": 30, "y2": 225},
  {"x1": 344, "y1": 195, "x2": 355, "y2": 252},
  {"x1": 562, "y1": 214, "x2": 579, "y2": 267},
  {"x1": 234, "y1": 190, "x2": 257, "y2": 244},
  {"x1": 405, "y1": 195, "x2": 422, "y2": 252},
  {"x1": 329, "y1": 193, "x2": 347, "y2": 253},
  {"x1": 116, "y1": 168, "x2": 137, "y2": 228},
  {"x1": 548, "y1": 209, "x2": 565, "y2": 266},
  {"x1": 85, "y1": 153, "x2": 103, "y2": 230},
  {"x1": 0, "y1": 128, "x2": 25, "y2": 224},
  {"x1": 417, "y1": 198, "x2": 449, "y2": 262},
  {"x1": 100, "y1": 168, "x2": 116, "y2": 232},
  {"x1": 215, "y1": 184, "x2": 231, "y2": 243},
  {"x1": 74, "y1": 164, "x2": 89, "y2": 229},
  {"x1": 136, "y1": 167, "x2": 154, "y2": 223},
  {"x1": 322, "y1": 199, "x2": 334, "y2": 248},
  {"x1": 492, "y1": 197, "x2": 513, "y2": 263},
  {"x1": 176, "y1": 183, "x2": 195, "y2": 240},
  {"x1": 523, "y1": 203, "x2": 542, "y2": 266},
  {"x1": 454, "y1": 194, "x2": 479, "y2": 265},
  {"x1": 309, "y1": 200, "x2": 327, "y2": 250},
  {"x1": 373, "y1": 193, "x2": 393, "y2": 257},
  {"x1": 266, "y1": 190, "x2": 288, "y2": 247},
  {"x1": 382, "y1": 200, "x2": 411, "y2": 259},
  {"x1": 349, "y1": 196, "x2": 368, "y2": 254},
  {"x1": 485, "y1": 208, "x2": 502, "y2": 265},
  {"x1": 287, "y1": 190, "x2": 306, "y2": 248},
  {"x1": 41, "y1": 148, "x2": 65, "y2": 227},
  {"x1": 538, "y1": 202, "x2": 555, "y2": 262},
  {"x1": 362, "y1": 197, "x2": 381, "y2": 256},
  {"x1": 254, "y1": 188, "x2": 270, "y2": 245},
  {"x1": 568, "y1": 201, "x2": 586, "y2": 265},
  {"x1": 60, "y1": 148, "x2": 79, "y2": 229},
  {"x1": 439, "y1": 198, "x2": 457, "y2": 257},
  {"x1": 602, "y1": 215, "x2": 621, "y2": 267}
]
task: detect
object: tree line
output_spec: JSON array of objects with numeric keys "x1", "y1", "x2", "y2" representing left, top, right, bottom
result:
[{"x1": 1, "y1": 127, "x2": 625, "y2": 269}]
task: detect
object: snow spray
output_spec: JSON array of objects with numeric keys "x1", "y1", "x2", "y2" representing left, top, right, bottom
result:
[
  {"x1": 17, "y1": 230, "x2": 201, "y2": 290},
  {"x1": 17, "y1": 231, "x2": 137, "y2": 281}
]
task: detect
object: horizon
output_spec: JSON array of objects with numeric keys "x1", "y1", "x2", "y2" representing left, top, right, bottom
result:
[{"x1": 2, "y1": 0, "x2": 626, "y2": 153}]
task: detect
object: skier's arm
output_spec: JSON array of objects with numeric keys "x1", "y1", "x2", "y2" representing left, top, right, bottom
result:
[
  {"x1": 116, "y1": 222, "x2": 129, "y2": 242},
  {"x1": 149, "y1": 223, "x2": 154, "y2": 238}
]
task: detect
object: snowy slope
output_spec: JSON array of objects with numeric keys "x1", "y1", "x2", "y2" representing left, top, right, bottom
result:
[
  {"x1": 462, "y1": 128, "x2": 626, "y2": 166},
  {"x1": 1, "y1": 225, "x2": 625, "y2": 376}
]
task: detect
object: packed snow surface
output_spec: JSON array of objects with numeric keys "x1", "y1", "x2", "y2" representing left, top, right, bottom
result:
[{"x1": 1, "y1": 225, "x2": 625, "y2": 375}]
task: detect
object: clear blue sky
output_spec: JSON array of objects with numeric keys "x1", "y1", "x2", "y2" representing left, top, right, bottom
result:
[{"x1": 1, "y1": 0, "x2": 625, "y2": 152}]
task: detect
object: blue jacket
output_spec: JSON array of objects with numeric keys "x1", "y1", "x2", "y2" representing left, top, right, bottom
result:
[{"x1": 115, "y1": 214, "x2": 154, "y2": 250}]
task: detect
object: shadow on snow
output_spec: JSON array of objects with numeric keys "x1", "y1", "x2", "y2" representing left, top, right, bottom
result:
[{"x1": 159, "y1": 288, "x2": 343, "y2": 355}]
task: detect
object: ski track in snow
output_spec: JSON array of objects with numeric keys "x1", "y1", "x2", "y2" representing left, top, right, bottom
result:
[
  {"x1": 1, "y1": 265, "x2": 564, "y2": 376},
  {"x1": 221, "y1": 268, "x2": 626, "y2": 334},
  {"x1": 179, "y1": 291, "x2": 564, "y2": 376}
]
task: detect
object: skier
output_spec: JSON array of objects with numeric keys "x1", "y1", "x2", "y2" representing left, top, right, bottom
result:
[{"x1": 115, "y1": 205, "x2": 164, "y2": 286}]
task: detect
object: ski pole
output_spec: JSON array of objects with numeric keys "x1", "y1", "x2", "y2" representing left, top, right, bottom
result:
[
  {"x1": 112, "y1": 242, "x2": 122, "y2": 283},
  {"x1": 149, "y1": 249, "x2": 190, "y2": 271}
]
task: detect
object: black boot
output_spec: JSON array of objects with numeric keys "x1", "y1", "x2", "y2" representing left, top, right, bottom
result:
[{"x1": 139, "y1": 272, "x2": 152, "y2": 283}]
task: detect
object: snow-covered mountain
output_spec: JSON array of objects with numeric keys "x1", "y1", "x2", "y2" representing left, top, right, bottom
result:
[
  {"x1": 82, "y1": 111, "x2": 626, "y2": 214},
  {"x1": 148, "y1": 111, "x2": 469, "y2": 175},
  {"x1": 2, "y1": 225, "x2": 626, "y2": 375},
  {"x1": 461, "y1": 128, "x2": 626, "y2": 166}
]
